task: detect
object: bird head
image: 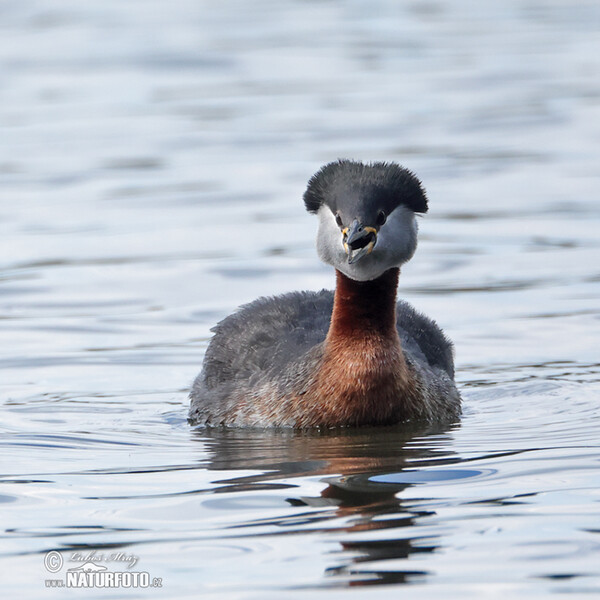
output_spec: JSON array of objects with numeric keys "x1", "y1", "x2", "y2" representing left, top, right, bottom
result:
[{"x1": 304, "y1": 160, "x2": 428, "y2": 281}]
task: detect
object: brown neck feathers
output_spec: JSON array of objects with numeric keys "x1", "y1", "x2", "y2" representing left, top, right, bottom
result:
[{"x1": 326, "y1": 268, "x2": 400, "y2": 343}]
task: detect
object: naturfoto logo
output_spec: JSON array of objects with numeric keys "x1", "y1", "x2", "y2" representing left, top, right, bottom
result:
[{"x1": 43, "y1": 550, "x2": 163, "y2": 589}]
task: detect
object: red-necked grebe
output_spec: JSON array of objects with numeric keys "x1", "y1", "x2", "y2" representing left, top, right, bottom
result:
[{"x1": 189, "y1": 160, "x2": 461, "y2": 427}]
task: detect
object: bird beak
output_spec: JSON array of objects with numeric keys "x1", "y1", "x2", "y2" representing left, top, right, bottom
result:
[{"x1": 342, "y1": 219, "x2": 377, "y2": 264}]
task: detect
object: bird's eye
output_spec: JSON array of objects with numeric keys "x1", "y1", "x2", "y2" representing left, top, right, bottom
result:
[
  {"x1": 335, "y1": 212, "x2": 343, "y2": 227},
  {"x1": 376, "y1": 211, "x2": 387, "y2": 226}
]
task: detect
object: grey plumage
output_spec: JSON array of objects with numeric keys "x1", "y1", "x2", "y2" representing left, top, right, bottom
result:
[{"x1": 190, "y1": 290, "x2": 456, "y2": 425}]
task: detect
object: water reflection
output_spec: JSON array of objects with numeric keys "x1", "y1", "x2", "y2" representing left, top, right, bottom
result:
[
  {"x1": 194, "y1": 424, "x2": 458, "y2": 586},
  {"x1": 195, "y1": 423, "x2": 457, "y2": 480}
]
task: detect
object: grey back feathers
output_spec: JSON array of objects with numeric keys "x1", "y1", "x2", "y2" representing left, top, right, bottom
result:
[
  {"x1": 199, "y1": 291, "x2": 334, "y2": 390},
  {"x1": 197, "y1": 290, "x2": 455, "y2": 393}
]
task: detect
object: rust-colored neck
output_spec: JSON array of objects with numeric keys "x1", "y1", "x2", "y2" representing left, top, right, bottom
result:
[
  {"x1": 326, "y1": 268, "x2": 400, "y2": 342},
  {"x1": 306, "y1": 267, "x2": 414, "y2": 427}
]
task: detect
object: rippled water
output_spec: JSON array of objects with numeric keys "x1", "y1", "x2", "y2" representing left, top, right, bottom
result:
[{"x1": 1, "y1": 1, "x2": 600, "y2": 598}]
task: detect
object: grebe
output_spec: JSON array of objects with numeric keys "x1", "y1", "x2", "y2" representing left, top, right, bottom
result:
[{"x1": 189, "y1": 160, "x2": 461, "y2": 428}]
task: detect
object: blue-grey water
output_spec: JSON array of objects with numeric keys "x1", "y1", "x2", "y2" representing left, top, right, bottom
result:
[{"x1": 1, "y1": 1, "x2": 599, "y2": 598}]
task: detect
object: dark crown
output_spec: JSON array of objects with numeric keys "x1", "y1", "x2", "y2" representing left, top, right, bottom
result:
[{"x1": 303, "y1": 159, "x2": 428, "y2": 217}]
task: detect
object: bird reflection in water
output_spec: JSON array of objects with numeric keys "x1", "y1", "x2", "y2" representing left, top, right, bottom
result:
[{"x1": 192, "y1": 423, "x2": 459, "y2": 587}]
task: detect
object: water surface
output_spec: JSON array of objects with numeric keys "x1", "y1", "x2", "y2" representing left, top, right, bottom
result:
[{"x1": 1, "y1": 1, "x2": 600, "y2": 598}]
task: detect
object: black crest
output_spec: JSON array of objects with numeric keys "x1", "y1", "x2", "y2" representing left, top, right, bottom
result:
[{"x1": 303, "y1": 159, "x2": 428, "y2": 218}]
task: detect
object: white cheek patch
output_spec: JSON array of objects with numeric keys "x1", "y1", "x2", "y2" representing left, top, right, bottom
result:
[
  {"x1": 315, "y1": 205, "x2": 418, "y2": 282},
  {"x1": 316, "y1": 206, "x2": 345, "y2": 267},
  {"x1": 375, "y1": 206, "x2": 418, "y2": 265}
]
